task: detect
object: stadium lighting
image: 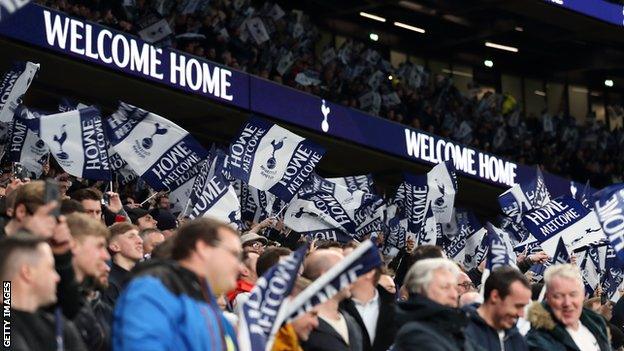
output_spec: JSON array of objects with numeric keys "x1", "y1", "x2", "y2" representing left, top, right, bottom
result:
[
  {"x1": 605, "y1": 79, "x2": 614, "y2": 87},
  {"x1": 393, "y1": 21, "x2": 426, "y2": 34},
  {"x1": 484, "y1": 60, "x2": 494, "y2": 68},
  {"x1": 515, "y1": 26, "x2": 524, "y2": 32},
  {"x1": 359, "y1": 12, "x2": 386, "y2": 22},
  {"x1": 369, "y1": 33, "x2": 379, "y2": 41},
  {"x1": 534, "y1": 90, "x2": 546, "y2": 96},
  {"x1": 388, "y1": 75, "x2": 393, "y2": 80},
  {"x1": 485, "y1": 41, "x2": 519, "y2": 53}
]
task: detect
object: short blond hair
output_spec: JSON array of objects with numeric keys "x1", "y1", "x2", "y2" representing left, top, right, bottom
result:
[
  {"x1": 66, "y1": 213, "x2": 110, "y2": 241},
  {"x1": 544, "y1": 264, "x2": 583, "y2": 289}
]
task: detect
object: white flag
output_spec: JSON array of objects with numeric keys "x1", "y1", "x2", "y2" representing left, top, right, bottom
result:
[{"x1": 0, "y1": 62, "x2": 39, "y2": 123}]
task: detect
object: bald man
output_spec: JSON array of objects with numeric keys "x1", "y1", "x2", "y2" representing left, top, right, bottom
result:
[{"x1": 301, "y1": 249, "x2": 364, "y2": 351}]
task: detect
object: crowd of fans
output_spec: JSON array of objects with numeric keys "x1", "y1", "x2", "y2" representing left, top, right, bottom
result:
[
  {"x1": 35, "y1": 0, "x2": 624, "y2": 188},
  {"x1": 1, "y1": 169, "x2": 623, "y2": 350}
]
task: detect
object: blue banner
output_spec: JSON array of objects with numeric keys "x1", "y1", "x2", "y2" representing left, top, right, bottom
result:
[
  {"x1": 285, "y1": 240, "x2": 382, "y2": 319},
  {"x1": 238, "y1": 244, "x2": 308, "y2": 351},
  {"x1": 523, "y1": 196, "x2": 605, "y2": 257},
  {"x1": 593, "y1": 184, "x2": 624, "y2": 266},
  {"x1": 9, "y1": 108, "x2": 49, "y2": 177},
  {"x1": 485, "y1": 223, "x2": 515, "y2": 270}
]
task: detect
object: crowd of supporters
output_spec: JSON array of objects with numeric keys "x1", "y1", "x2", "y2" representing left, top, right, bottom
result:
[
  {"x1": 35, "y1": 0, "x2": 624, "y2": 188},
  {"x1": 0, "y1": 165, "x2": 622, "y2": 350}
]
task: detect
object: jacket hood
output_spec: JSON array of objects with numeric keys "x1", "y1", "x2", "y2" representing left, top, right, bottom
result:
[
  {"x1": 395, "y1": 293, "x2": 467, "y2": 331},
  {"x1": 527, "y1": 301, "x2": 557, "y2": 330}
]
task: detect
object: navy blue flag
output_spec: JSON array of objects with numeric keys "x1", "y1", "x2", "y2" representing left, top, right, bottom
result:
[
  {"x1": 238, "y1": 244, "x2": 308, "y2": 351},
  {"x1": 601, "y1": 245, "x2": 624, "y2": 300},
  {"x1": 285, "y1": 240, "x2": 382, "y2": 319},
  {"x1": 0, "y1": 1, "x2": 32, "y2": 23},
  {"x1": 593, "y1": 184, "x2": 624, "y2": 267},
  {"x1": 523, "y1": 196, "x2": 605, "y2": 258},
  {"x1": 571, "y1": 180, "x2": 594, "y2": 210},
  {"x1": 485, "y1": 223, "x2": 515, "y2": 270},
  {"x1": 30, "y1": 106, "x2": 111, "y2": 180},
  {"x1": 326, "y1": 174, "x2": 375, "y2": 194},
  {"x1": 499, "y1": 167, "x2": 551, "y2": 223},
  {"x1": 401, "y1": 173, "x2": 430, "y2": 235},
  {"x1": 228, "y1": 116, "x2": 325, "y2": 202},
  {"x1": 0, "y1": 61, "x2": 39, "y2": 122}
]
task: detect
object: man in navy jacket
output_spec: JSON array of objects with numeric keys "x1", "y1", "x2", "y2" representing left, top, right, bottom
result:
[{"x1": 464, "y1": 267, "x2": 531, "y2": 351}]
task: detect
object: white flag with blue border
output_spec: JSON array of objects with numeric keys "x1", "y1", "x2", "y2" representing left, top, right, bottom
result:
[
  {"x1": 31, "y1": 106, "x2": 111, "y2": 180},
  {"x1": 228, "y1": 117, "x2": 325, "y2": 202},
  {"x1": 0, "y1": 62, "x2": 39, "y2": 123},
  {"x1": 106, "y1": 102, "x2": 208, "y2": 213}
]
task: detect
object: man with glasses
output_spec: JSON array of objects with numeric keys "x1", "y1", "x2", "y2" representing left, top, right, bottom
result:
[
  {"x1": 113, "y1": 218, "x2": 242, "y2": 351},
  {"x1": 241, "y1": 232, "x2": 268, "y2": 254}
]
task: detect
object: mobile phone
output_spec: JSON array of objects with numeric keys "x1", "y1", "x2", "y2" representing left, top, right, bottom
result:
[
  {"x1": 44, "y1": 179, "x2": 61, "y2": 218},
  {"x1": 13, "y1": 163, "x2": 30, "y2": 181},
  {"x1": 102, "y1": 192, "x2": 110, "y2": 206}
]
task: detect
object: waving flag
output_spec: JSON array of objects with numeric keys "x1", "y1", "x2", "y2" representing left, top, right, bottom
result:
[
  {"x1": 464, "y1": 223, "x2": 488, "y2": 270},
  {"x1": 400, "y1": 173, "x2": 430, "y2": 234},
  {"x1": 571, "y1": 180, "x2": 594, "y2": 210},
  {"x1": 9, "y1": 108, "x2": 49, "y2": 177},
  {"x1": 283, "y1": 191, "x2": 355, "y2": 243},
  {"x1": 187, "y1": 152, "x2": 241, "y2": 228},
  {"x1": 485, "y1": 223, "x2": 516, "y2": 271},
  {"x1": 228, "y1": 117, "x2": 325, "y2": 202},
  {"x1": 106, "y1": 102, "x2": 208, "y2": 213},
  {"x1": 417, "y1": 207, "x2": 439, "y2": 246},
  {"x1": 30, "y1": 106, "x2": 111, "y2": 180},
  {"x1": 108, "y1": 147, "x2": 138, "y2": 185},
  {"x1": 593, "y1": 184, "x2": 624, "y2": 266},
  {"x1": 326, "y1": 174, "x2": 375, "y2": 194},
  {"x1": 601, "y1": 245, "x2": 624, "y2": 300},
  {"x1": 285, "y1": 240, "x2": 382, "y2": 319},
  {"x1": 427, "y1": 161, "x2": 458, "y2": 224},
  {"x1": 0, "y1": 62, "x2": 39, "y2": 123},
  {"x1": 499, "y1": 167, "x2": 551, "y2": 223},
  {"x1": 580, "y1": 246, "x2": 602, "y2": 295},
  {"x1": 523, "y1": 196, "x2": 605, "y2": 257},
  {"x1": 238, "y1": 244, "x2": 308, "y2": 351}
]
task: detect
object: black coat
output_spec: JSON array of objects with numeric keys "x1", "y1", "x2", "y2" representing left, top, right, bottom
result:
[
  {"x1": 394, "y1": 294, "x2": 481, "y2": 351},
  {"x1": 102, "y1": 262, "x2": 129, "y2": 306},
  {"x1": 463, "y1": 305, "x2": 528, "y2": 351},
  {"x1": 302, "y1": 310, "x2": 364, "y2": 351},
  {"x1": 9, "y1": 309, "x2": 87, "y2": 351},
  {"x1": 341, "y1": 286, "x2": 396, "y2": 351}
]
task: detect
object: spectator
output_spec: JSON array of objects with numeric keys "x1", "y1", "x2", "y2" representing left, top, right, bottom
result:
[
  {"x1": 112, "y1": 218, "x2": 241, "y2": 350},
  {"x1": 127, "y1": 207, "x2": 157, "y2": 230},
  {"x1": 227, "y1": 250, "x2": 259, "y2": 313},
  {"x1": 377, "y1": 273, "x2": 397, "y2": 295},
  {"x1": 150, "y1": 207, "x2": 177, "y2": 238},
  {"x1": 273, "y1": 276, "x2": 320, "y2": 351},
  {"x1": 241, "y1": 231, "x2": 268, "y2": 255},
  {"x1": 71, "y1": 187, "x2": 125, "y2": 225},
  {"x1": 256, "y1": 246, "x2": 292, "y2": 277},
  {"x1": 155, "y1": 194, "x2": 171, "y2": 210},
  {"x1": 341, "y1": 267, "x2": 396, "y2": 351},
  {"x1": 0, "y1": 235, "x2": 87, "y2": 350},
  {"x1": 526, "y1": 264, "x2": 610, "y2": 350},
  {"x1": 464, "y1": 267, "x2": 531, "y2": 351},
  {"x1": 66, "y1": 212, "x2": 113, "y2": 351},
  {"x1": 103, "y1": 222, "x2": 142, "y2": 306},
  {"x1": 139, "y1": 228, "x2": 165, "y2": 258},
  {"x1": 394, "y1": 258, "x2": 478, "y2": 351},
  {"x1": 301, "y1": 249, "x2": 364, "y2": 351}
]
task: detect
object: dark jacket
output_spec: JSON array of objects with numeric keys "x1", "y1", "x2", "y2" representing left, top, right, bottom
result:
[
  {"x1": 102, "y1": 262, "x2": 129, "y2": 306},
  {"x1": 113, "y1": 259, "x2": 237, "y2": 351},
  {"x1": 341, "y1": 286, "x2": 396, "y2": 351},
  {"x1": 464, "y1": 305, "x2": 528, "y2": 351},
  {"x1": 394, "y1": 293, "x2": 480, "y2": 351},
  {"x1": 72, "y1": 286, "x2": 113, "y2": 351},
  {"x1": 9, "y1": 309, "x2": 87, "y2": 351},
  {"x1": 526, "y1": 302, "x2": 611, "y2": 351},
  {"x1": 302, "y1": 310, "x2": 364, "y2": 351}
]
